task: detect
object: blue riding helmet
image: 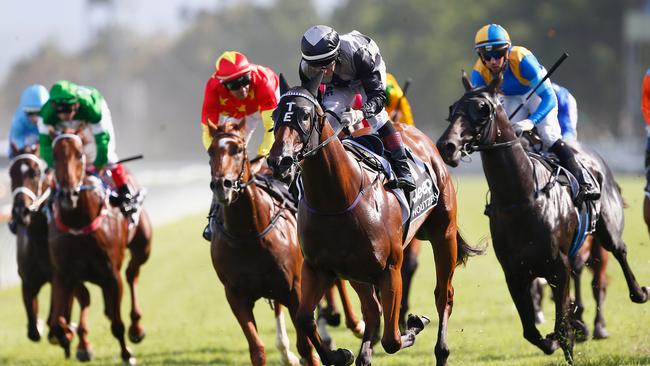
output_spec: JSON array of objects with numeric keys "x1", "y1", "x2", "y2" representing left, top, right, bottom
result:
[{"x1": 474, "y1": 24, "x2": 511, "y2": 52}]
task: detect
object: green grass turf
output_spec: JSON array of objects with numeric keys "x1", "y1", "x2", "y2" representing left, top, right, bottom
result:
[{"x1": 0, "y1": 176, "x2": 648, "y2": 365}]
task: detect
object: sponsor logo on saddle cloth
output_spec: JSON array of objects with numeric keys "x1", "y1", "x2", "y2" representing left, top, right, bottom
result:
[{"x1": 405, "y1": 151, "x2": 439, "y2": 222}]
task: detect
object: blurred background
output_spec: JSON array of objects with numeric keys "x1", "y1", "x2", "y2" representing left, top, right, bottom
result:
[{"x1": 1, "y1": 0, "x2": 650, "y2": 285}]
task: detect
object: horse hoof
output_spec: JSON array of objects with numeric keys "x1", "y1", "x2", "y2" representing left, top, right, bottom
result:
[
  {"x1": 540, "y1": 333, "x2": 560, "y2": 355},
  {"x1": 128, "y1": 327, "x2": 146, "y2": 343},
  {"x1": 593, "y1": 326, "x2": 609, "y2": 340},
  {"x1": 48, "y1": 332, "x2": 59, "y2": 345},
  {"x1": 327, "y1": 312, "x2": 341, "y2": 327},
  {"x1": 333, "y1": 348, "x2": 354, "y2": 366},
  {"x1": 406, "y1": 314, "x2": 430, "y2": 333},
  {"x1": 76, "y1": 348, "x2": 95, "y2": 362},
  {"x1": 281, "y1": 351, "x2": 300, "y2": 366},
  {"x1": 630, "y1": 286, "x2": 649, "y2": 304},
  {"x1": 124, "y1": 356, "x2": 137, "y2": 366},
  {"x1": 27, "y1": 328, "x2": 41, "y2": 342},
  {"x1": 352, "y1": 320, "x2": 365, "y2": 339},
  {"x1": 572, "y1": 320, "x2": 589, "y2": 342}
]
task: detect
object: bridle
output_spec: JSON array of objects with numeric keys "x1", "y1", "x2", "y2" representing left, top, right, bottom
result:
[
  {"x1": 210, "y1": 132, "x2": 254, "y2": 200},
  {"x1": 273, "y1": 89, "x2": 347, "y2": 163},
  {"x1": 51, "y1": 133, "x2": 99, "y2": 206},
  {"x1": 9, "y1": 153, "x2": 50, "y2": 212},
  {"x1": 447, "y1": 90, "x2": 518, "y2": 156}
]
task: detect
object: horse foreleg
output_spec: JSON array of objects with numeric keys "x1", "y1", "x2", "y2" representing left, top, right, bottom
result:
[
  {"x1": 377, "y1": 263, "x2": 407, "y2": 354},
  {"x1": 320, "y1": 284, "x2": 341, "y2": 327},
  {"x1": 102, "y1": 270, "x2": 134, "y2": 365},
  {"x1": 348, "y1": 280, "x2": 381, "y2": 366},
  {"x1": 49, "y1": 274, "x2": 74, "y2": 358},
  {"x1": 571, "y1": 238, "x2": 590, "y2": 342},
  {"x1": 548, "y1": 261, "x2": 574, "y2": 365},
  {"x1": 224, "y1": 287, "x2": 266, "y2": 366},
  {"x1": 336, "y1": 279, "x2": 364, "y2": 338},
  {"x1": 125, "y1": 219, "x2": 152, "y2": 344},
  {"x1": 504, "y1": 274, "x2": 558, "y2": 356},
  {"x1": 589, "y1": 241, "x2": 609, "y2": 339},
  {"x1": 21, "y1": 279, "x2": 46, "y2": 342},
  {"x1": 286, "y1": 287, "x2": 318, "y2": 366},
  {"x1": 297, "y1": 263, "x2": 351, "y2": 366},
  {"x1": 273, "y1": 303, "x2": 300, "y2": 366},
  {"x1": 399, "y1": 239, "x2": 421, "y2": 332},
  {"x1": 530, "y1": 278, "x2": 546, "y2": 324},
  {"x1": 73, "y1": 283, "x2": 93, "y2": 362}
]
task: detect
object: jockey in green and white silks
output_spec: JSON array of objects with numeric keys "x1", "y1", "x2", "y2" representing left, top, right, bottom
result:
[
  {"x1": 471, "y1": 24, "x2": 599, "y2": 203},
  {"x1": 38, "y1": 80, "x2": 134, "y2": 209}
]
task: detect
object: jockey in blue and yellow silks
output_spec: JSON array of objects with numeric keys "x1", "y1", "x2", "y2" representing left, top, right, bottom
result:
[{"x1": 471, "y1": 24, "x2": 599, "y2": 203}]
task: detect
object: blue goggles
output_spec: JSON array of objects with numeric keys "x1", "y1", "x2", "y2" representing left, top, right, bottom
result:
[{"x1": 480, "y1": 48, "x2": 507, "y2": 61}]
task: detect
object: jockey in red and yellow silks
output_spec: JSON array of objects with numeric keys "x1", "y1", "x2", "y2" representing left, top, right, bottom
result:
[
  {"x1": 200, "y1": 51, "x2": 278, "y2": 156},
  {"x1": 385, "y1": 73, "x2": 414, "y2": 126}
]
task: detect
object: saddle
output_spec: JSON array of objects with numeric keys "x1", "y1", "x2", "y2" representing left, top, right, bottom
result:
[
  {"x1": 527, "y1": 151, "x2": 600, "y2": 258},
  {"x1": 253, "y1": 174, "x2": 298, "y2": 214},
  {"x1": 340, "y1": 134, "x2": 440, "y2": 243}
]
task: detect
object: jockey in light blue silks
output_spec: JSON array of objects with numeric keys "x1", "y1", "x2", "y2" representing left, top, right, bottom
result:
[
  {"x1": 471, "y1": 24, "x2": 599, "y2": 203},
  {"x1": 552, "y1": 83, "x2": 578, "y2": 141},
  {"x1": 8, "y1": 84, "x2": 49, "y2": 157}
]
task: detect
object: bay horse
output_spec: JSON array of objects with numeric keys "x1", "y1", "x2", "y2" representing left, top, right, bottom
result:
[
  {"x1": 531, "y1": 234, "x2": 610, "y2": 341},
  {"x1": 436, "y1": 73, "x2": 649, "y2": 364},
  {"x1": 48, "y1": 132, "x2": 152, "y2": 364},
  {"x1": 268, "y1": 73, "x2": 484, "y2": 366},
  {"x1": 207, "y1": 119, "x2": 317, "y2": 366},
  {"x1": 8, "y1": 143, "x2": 90, "y2": 344}
]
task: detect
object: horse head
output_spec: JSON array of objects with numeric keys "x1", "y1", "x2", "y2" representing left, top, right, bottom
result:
[
  {"x1": 267, "y1": 72, "x2": 324, "y2": 183},
  {"x1": 52, "y1": 130, "x2": 87, "y2": 210},
  {"x1": 9, "y1": 144, "x2": 45, "y2": 226},
  {"x1": 436, "y1": 72, "x2": 515, "y2": 166},
  {"x1": 207, "y1": 119, "x2": 251, "y2": 205}
]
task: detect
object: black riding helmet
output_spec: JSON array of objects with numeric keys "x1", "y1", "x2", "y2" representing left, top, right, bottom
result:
[{"x1": 301, "y1": 25, "x2": 340, "y2": 67}]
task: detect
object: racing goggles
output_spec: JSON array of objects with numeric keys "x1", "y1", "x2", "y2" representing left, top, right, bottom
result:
[
  {"x1": 480, "y1": 48, "x2": 507, "y2": 61},
  {"x1": 223, "y1": 73, "x2": 251, "y2": 91},
  {"x1": 54, "y1": 103, "x2": 77, "y2": 114}
]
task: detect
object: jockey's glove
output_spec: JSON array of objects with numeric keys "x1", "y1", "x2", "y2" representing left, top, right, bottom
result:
[
  {"x1": 340, "y1": 108, "x2": 364, "y2": 127},
  {"x1": 513, "y1": 119, "x2": 535, "y2": 136}
]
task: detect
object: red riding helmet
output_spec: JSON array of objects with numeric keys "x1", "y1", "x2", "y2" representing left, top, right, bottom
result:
[{"x1": 215, "y1": 51, "x2": 251, "y2": 81}]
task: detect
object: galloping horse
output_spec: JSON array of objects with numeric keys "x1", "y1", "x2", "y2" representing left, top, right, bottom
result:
[
  {"x1": 644, "y1": 193, "x2": 650, "y2": 237},
  {"x1": 436, "y1": 73, "x2": 649, "y2": 364},
  {"x1": 8, "y1": 144, "x2": 90, "y2": 344},
  {"x1": 268, "y1": 74, "x2": 484, "y2": 366},
  {"x1": 207, "y1": 120, "x2": 317, "y2": 366},
  {"x1": 48, "y1": 132, "x2": 152, "y2": 364}
]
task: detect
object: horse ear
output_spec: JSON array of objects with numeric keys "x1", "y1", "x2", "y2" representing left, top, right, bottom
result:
[
  {"x1": 207, "y1": 118, "x2": 219, "y2": 137},
  {"x1": 487, "y1": 72, "x2": 503, "y2": 94},
  {"x1": 303, "y1": 71, "x2": 323, "y2": 97},
  {"x1": 279, "y1": 73, "x2": 289, "y2": 95},
  {"x1": 10, "y1": 141, "x2": 19, "y2": 155},
  {"x1": 237, "y1": 116, "x2": 248, "y2": 133},
  {"x1": 461, "y1": 70, "x2": 473, "y2": 91}
]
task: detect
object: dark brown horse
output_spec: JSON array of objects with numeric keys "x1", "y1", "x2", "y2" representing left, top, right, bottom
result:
[
  {"x1": 48, "y1": 132, "x2": 152, "y2": 364},
  {"x1": 207, "y1": 120, "x2": 317, "y2": 366},
  {"x1": 268, "y1": 74, "x2": 484, "y2": 366},
  {"x1": 437, "y1": 73, "x2": 649, "y2": 364},
  {"x1": 8, "y1": 144, "x2": 91, "y2": 345},
  {"x1": 531, "y1": 234, "x2": 610, "y2": 341},
  {"x1": 644, "y1": 193, "x2": 650, "y2": 237}
]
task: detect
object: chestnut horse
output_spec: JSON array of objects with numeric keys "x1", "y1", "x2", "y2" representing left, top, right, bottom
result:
[
  {"x1": 436, "y1": 73, "x2": 649, "y2": 364},
  {"x1": 207, "y1": 120, "x2": 317, "y2": 366},
  {"x1": 48, "y1": 132, "x2": 152, "y2": 364},
  {"x1": 8, "y1": 144, "x2": 90, "y2": 345},
  {"x1": 531, "y1": 235, "x2": 610, "y2": 341},
  {"x1": 268, "y1": 74, "x2": 484, "y2": 366}
]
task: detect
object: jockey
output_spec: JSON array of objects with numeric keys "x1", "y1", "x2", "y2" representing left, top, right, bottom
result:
[
  {"x1": 200, "y1": 50, "x2": 279, "y2": 241},
  {"x1": 552, "y1": 83, "x2": 578, "y2": 141},
  {"x1": 299, "y1": 25, "x2": 416, "y2": 192},
  {"x1": 8, "y1": 84, "x2": 49, "y2": 158},
  {"x1": 643, "y1": 68, "x2": 650, "y2": 194},
  {"x1": 385, "y1": 73, "x2": 414, "y2": 125},
  {"x1": 38, "y1": 80, "x2": 136, "y2": 214},
  {"x1": 471, "y1": 23, "x2": 599, "y2": 203}
]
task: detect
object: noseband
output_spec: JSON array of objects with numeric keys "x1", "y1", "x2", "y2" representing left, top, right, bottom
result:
[
  {"x1": 51, "y1": 134, "x2": 96, "y2": 203},
  {"x1": 9, "y1": 153, "x2": 50, "y2": 211}
]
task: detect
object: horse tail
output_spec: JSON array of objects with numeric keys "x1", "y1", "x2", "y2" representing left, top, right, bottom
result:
[{"x1": 455, "y1": 229, "x2": 487, "y2": 267}]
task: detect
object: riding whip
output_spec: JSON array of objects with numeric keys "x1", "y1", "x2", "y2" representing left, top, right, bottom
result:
[
  {"x1": 116, "y1": 154, "x2": 144, "y2": 164},
  {"x1": 508, "y1": 52, "x2": 569, "y2": 120}
]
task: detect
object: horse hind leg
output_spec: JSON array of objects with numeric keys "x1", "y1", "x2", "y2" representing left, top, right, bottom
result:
[
  {"x1": 530, "y1": 278, "x2": 546, "y2": 324},
  {"x1": 548, "y1": 261, "x2": 575, "y2": 365},
  {"x1": 125, "y1": 216, "x2": 152, "y2": 344},
  {"x1": 49, "y1": 275, "x2": 75, "y2": 358},
  {"x1": 347, "y1": 280, "x2": 382, "y2": 366},
  {"x1": 594, "y1": 212, "x2": 649, "y2": 303},
  {"x1": 589, "y1": 242, "x2": 609, "y2": 339},
  {"x1": 102, "y1": 272, "x2": 135, "y2": 365},
  {"x1": 336, "y1": 279, "x2": 364, "y2": 338},
  {"x1": 22, "y1": 279, "x2": 46, "y2": 342},
  {"x1": 273, "y1": 303, "x2": 300, "y2": 366},
  {"x1": 399, "y1": 239, "x2": 421, "y2": 332},
  {"x1": 570, "y1": 242, "x2": 591, "y2": 342}
]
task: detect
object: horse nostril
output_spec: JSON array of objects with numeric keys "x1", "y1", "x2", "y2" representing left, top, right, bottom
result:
[
  {"x1": 279, "y1": 156, "x2": 293, "y2": 171},
  {"x1": 223, "y1": 180, "x2": 233, "y2": 189},
  {"x1": 444, "y1": 142, "x2": 457, "y2": 154}
]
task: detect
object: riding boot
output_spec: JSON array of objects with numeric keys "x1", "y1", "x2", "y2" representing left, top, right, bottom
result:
[
  {"x1": 203, "y1": 198, "x2": 219, "y2": 242},
  {"x1": 110, "y1": 184, "x2": 135, "y2": 215},
  {"x1": 550, "y1": 140, "x2": 600, "y2": 203},
  {"x1": 378, "y1": 121, "x2": 416, "y2": 192}
]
